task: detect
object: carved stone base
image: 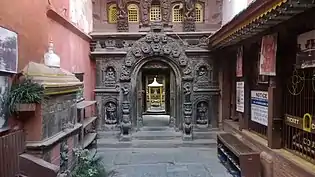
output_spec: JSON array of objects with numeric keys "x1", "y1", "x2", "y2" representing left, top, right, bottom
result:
[
  {"x1": 105, "y1": 119, "x2": 118, "y2": 125},
  {"x1": 195, "y1": 124, "x2": 209, "y2": 129},
  {"x1": 169, "y1": 117, "x2": 175, "y2": 128},
  {"x1": 137, "y1": 117, "x2": 143, "y2": 130},
  {"x1": 182, "y1": 133, "x2": 193, "y2": 141},
  {"x1": 103, "y1": 124, "x2": 119, "y2": 131},
  {"x1": 120, "y1": 134, "x2": 132, "y2": 142}
]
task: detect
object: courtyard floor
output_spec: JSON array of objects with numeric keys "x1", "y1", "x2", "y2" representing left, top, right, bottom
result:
[{"x1": 98, "y1": 146, "x2": 232, "y2": 177}]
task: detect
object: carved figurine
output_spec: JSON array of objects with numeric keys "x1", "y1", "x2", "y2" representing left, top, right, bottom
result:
[
  {"x1": 197, "y1": 66, "x2": 208, "y2": 81},
  {"x1": 105, "y1": 67, "x2": 116, "y2": 81},
  {"x1": 121, "y1": 115, "x2": 131, "y2": 135},
  {"x1": 197, "y1": 102, "x2": 208, "y2": 124},
  {"x1": 121, "y1": 85, "x2": 129, "y2": 95},
  {"x1": 183, "y1": 83, "x2": 191, "y2": 102},
  {"x1": 141, "y1": 0, "x2": 150, "y2": 26},
  {"x1": 105, "y1": 103, "x2": 117, "y2": 124},
  {"x1": 183, "y1": 116, "x2": 192, "y2": 135},
  {"x1": 184, "y1": 0, "x2": 195, "y2": 19},
  {"x1": 117, "y1": 0, "x2": 127, "y2": 19},
  {"x1": 60, "y1": 142, "x2": 69, "y2": 172}
]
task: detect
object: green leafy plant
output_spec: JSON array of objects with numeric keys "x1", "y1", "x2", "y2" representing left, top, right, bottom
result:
[
  {"x1": 71, "y1": 148, "x2": 109, "y2": 177},
  {"x1": 7, "y1": 77, "x2": 44, "y2": 115}
]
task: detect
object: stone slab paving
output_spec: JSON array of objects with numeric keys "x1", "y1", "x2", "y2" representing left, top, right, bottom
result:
[{"x1": 97, "y1": 147, "x2": 232, "y2": 177}]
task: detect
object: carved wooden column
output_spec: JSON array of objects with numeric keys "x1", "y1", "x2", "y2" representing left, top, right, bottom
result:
[
  {"x1": 161, "y1": 0, "x2": 171, "y2": 26},
  {"x1": 116, "y1": 0, "x2": 128, "y2": 32},
  {"x1": 267, "y1": 77, "x2": 282, "y2": 148},
  {"x1": 140, "y1": 0, "x2": 151, "y2": 28},
  {"x1": 183, "y1": 0, "x2": 196, "y2": 32}
]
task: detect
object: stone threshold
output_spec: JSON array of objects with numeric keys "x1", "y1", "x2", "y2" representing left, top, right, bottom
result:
[{"x1": 223, "y1": 119, "x2": 315, "y2": 177}]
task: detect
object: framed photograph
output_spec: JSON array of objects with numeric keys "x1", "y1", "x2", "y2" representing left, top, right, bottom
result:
[
  {"x1": 0, "y1": 26, "x2": 18, "y2": 73},
  {"x1": 0, "y1": 76, "x2": 9, "y2": 129},
  {"x1": 259, "y1": 33, "x2": 278, "y2": 76}
]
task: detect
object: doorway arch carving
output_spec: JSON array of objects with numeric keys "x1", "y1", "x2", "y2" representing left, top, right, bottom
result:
[{"x1": 119, "y1": 33, "x2": 193, "y2": 130}]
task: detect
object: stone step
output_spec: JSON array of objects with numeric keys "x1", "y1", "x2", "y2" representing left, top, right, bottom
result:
[
  {"x1": 193, "y1": 131, "x2": 222, "y2": 140},
  {"x1": 132, "y1": 130, "x2": 182, "y2": 140},
  {"x1": 96, "y1": 139, "x2": 217, "y2": 149},
  {"x1": 140, "y1": 126, "x2": 174, "y2": 131}
]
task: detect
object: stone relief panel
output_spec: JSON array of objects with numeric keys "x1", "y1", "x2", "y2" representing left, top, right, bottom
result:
[
  {"x1": 193, "y1": 94, "x2": 212, "y2": 127},
  {"x1": 117, "y1": 0, "x2": 129, "y2": 31},
  {"x1": 96, "y1": 58, "x2": 122, "y2": 88},
  {"x1": 192, "y1": 60, "x2": 216, "y2": 91},
  {"x1": 183, "y1": 0, "x2": 196, "y2": 31},
  {"x1": 140, "y1": 0, "x2": 152, "y2": 27},
  {"x1": 196, "y1": 101, "x2": 208, "y2": 125},
  {"x1": 103, "y1": 66, "x2": 117, "y2": 87},
  {"x1": 104, "y1": 101, "x2": 118, "y2": 124},
  {"x1": 42, "y1": 94, "x2": 77, "y2": 140}
]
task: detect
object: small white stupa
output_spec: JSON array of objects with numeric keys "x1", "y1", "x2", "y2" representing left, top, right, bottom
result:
[{"x1": 44, "y1": 40, "x2": 60, "y2": 68}]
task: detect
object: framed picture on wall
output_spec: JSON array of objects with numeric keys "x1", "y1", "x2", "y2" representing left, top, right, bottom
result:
[
  {"x1": 0, "y1": 76, "x2": 9, "y2": 129},
  {"x1": 0, "y1": 26, "x2": 18, "y2": 73}
]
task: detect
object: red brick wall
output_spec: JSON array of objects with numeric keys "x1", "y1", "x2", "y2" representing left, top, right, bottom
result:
[
  {"x1": 0, "y1": 0, "x2": 49, "y2": 70},
  {"x1": 0, "y1": 0, "x2": 95, "y2": 101}
]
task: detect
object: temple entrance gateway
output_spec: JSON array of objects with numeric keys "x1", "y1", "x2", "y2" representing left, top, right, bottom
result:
[
  {"x1": 94, "y1": 33, "x2": 220, "y2": 139},
  {"x1": 136, "y1": 60, "x2": 175, "y2": 126}
]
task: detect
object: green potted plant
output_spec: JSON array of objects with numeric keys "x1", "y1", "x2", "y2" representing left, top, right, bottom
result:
[
  {"x1": 71, "y1": 148, "x2": 110, "y2": 177},
  {"x1": 7, "y1": 77, "x2": 44, "y2": 115}
]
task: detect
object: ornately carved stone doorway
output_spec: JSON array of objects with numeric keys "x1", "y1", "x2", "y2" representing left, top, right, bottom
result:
[{"x1": 131, "y1": 58, "x2": 182, "y2": 129}]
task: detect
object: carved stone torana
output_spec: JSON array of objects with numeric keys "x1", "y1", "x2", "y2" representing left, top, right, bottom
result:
[
  {"x1": 105, "y1": 102, "x2": 118, "y2": 124},
  {"x1": 183, "y1": 0, "x2": 196, "y2": 32},
  {"x1": 117, "y1": 0, "x2": 128, "y2": 32},
  {"x1": 140, "y1": 0, "x2": 152, "y2": 26},
  {"x1": 124, "y1": 33, "x2": 190, "y2": 68},
  {"x1": 196, "y1": 101, "x2": 208, "y2": 125}
]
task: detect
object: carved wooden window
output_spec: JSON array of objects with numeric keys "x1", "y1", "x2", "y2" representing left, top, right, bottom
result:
[
  {"x1": 128, "y1": 4, "x2": 139, "y2": 22},
  {"x1": 150, "y1": 5, "x2": 161, "y2": 21},
  {"x1": 172, "y1": 4, "x2": 183, "y2": 22},
  {"x1": 108, "y1": 4, "x2": 117, "y2": 23},
  {"x1": 195, "y1": 3, "x2": 203, "y2": 23}
]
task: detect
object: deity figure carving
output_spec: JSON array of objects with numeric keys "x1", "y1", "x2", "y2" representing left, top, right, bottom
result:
[
  {"x1": 161, "y1": 0, "x2": 170, "y2": 23},
  {"x1": 196, "y1": 102, "x2": 208, "y2": 125},
  {"x1": 184, "y1": 0, "x2": 195, "y2": 19},
  {"x1": 60, "y1": 142, "x2": 69, "y2": 172},
  {"x1": 141, "y1": 0, "x2": 151, "y2": 26},
  {"x1": 183, "y1": 116, "x2": 192, "y2": 135},
  {"x1": 183, "y1": 83, "x2": 191, "y2": 102},
  {"x1": 120, "y1": 66, "x2": 131, "y2": 81},
  {"x1": 121, "y1": 115, "x2": 131, "y2": 136},
  {"x1": 117, "y1": 0, "x2": 128, "y2": 31},
  {"x1": 105, "y1": 67, "x2": 116, "y2": 81},
  {"x1": 183, "y1": 0, "x2": 196, "y2": 31},
  {"x1": 105, "y1": 102, "x2": 117, "y2": 124},
  {"x1": 197, "y1": 66, "x2": 208, "y2": 81}
]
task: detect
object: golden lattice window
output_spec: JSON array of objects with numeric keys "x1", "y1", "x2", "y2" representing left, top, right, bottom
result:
[
  {"x1": 108, "y1": 4, "x2": 117, "y2": 23},
  {"x1": 195, "y1": 3, "x2": 203, "y2": 23},
  {"x1": 128, "y1": 4, "x2": 139, "y2": 22},
  {"x1": 150, "y1": 5, "x2": 161, "y2": 21},
  {"x1": 172, "y1": 4, "x2": 183, "y2": 22}
]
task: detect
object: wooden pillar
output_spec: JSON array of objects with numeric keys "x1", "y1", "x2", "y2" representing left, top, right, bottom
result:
[
  {"x1": 267, "y1": 77, "x2": 282, "y2": 148},
  {"x1": 240, "y1": 46, "x2": 250, "y2": 130}
]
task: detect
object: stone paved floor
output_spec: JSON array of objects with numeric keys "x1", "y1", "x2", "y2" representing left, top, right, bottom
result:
[{"x1": 97, "y1": 147, "x2": 232, "y2": 177}]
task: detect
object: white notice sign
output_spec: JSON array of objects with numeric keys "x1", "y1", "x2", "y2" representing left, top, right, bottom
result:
[
  {"x1": 236, "y1": 82, "x2": 244, "y2": 113},
  {"x1": 251, "y1": 91, "x2": 268, "y2": 126}
]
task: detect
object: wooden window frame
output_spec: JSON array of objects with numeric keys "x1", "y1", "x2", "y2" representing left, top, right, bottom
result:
[
  {"x1": 195, "y1": 3, "x2": 203, "y2": 23},
  {"x1": 150, "y1": 4, "x2": 161, "y2": 22},
  {"x1": 172, "y1": 4, "x2": 183, "y2": 22},
  {"x1": 128, "y1": 4, "x2": 139, "y2": 23},
  {"x1": 108, "y1": 3, "x2": 117, "y2": 24}
]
